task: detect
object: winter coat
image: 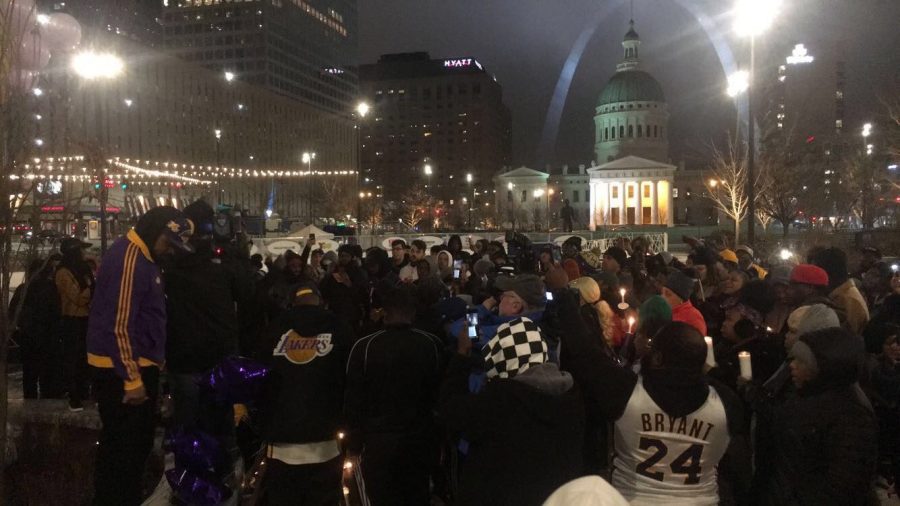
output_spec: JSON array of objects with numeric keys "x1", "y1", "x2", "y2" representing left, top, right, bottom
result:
[
  {"x1": 830, "y1": 280, "x2": 870, "y2": 336},
  {"x1": 163, "y1": 253, "x2": 252, "y2": 374},
  {"x1": 343, "y1": 324, "x2": 446, "y2": 445},
  {"x1": 257, "y1": 304, "x2": 354, "y2": 444},
  {"x1": 439, "y1": 358, "x2": 584, "y2": 506},
  {"x1": 758, "y1": 329, "x2": 877, "y2": 505}
]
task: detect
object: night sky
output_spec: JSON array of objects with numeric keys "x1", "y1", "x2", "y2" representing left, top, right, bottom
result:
[{"x1": 359, "y1": 0, "x2": 900, "y2": 168}]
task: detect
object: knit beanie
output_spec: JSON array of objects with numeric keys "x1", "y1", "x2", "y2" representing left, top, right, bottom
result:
[
  {"x1": 664, "y1": 270, "x2": 696, "y2": 302},
  {"x1": 473, "y1": 258, "x2": 495, "y2": 277},
  {"x1": 484, "y1": 317, "x2": 548, "y2": 379},
  {"x1": 787, "y1": 304, "x2": 840, "y2": 337},
  {"x1": 639, "y1": 295, "x2": 673, "y2": 326}
]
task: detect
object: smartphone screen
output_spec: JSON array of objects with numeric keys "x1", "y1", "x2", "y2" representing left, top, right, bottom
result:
[
  {"x1": 453, "y1": 268, "x2": 461, "y2": 279},
  {"x1": 466, "y1": 309, "x2": 479, "y2": 339},
  {"x1": 545, "y1": 291, "x2": 554, "y2": 302}
]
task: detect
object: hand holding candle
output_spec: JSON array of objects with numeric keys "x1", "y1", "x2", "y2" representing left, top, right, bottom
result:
[
  {"x1": 627, "y1": 316, "x2": 635, "y2": 334},
  {"x1": 738, "y1": 351, "x2": 752, "y2": 380}
]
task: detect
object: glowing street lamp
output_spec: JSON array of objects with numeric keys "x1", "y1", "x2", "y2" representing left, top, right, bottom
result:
[
  {"x1": 356, "y1": 101, "x2": 370, "y2": 118},
  {"x1": 355, "y1": 101, "x2": 370, "y2": 236},
  {"x1": 731, "y1": 0, "x2": 781, "y2": 247},
  {"x1": 224, "y1": 71, "x2": 236, "y2": 82},
  {"x1": 733, "y1": 0, "x2": 781, "y2": 37},
  {"x1": 71, "y1": 50, "x2": 125, "y2": 255},
  {"x1": 303, "y1": 151, "x2": 316, "y2": 224},
  {"x1": 124, "y1": 98, "x2": 133, "y2": 107},
  {"x1": 423, "y1": 164, "x2": 433, "y2": 176},
  {"x1": 71, "y1": 51, "x2": 124, "y2": 80},
  {"x1": 726, "y1": 70, "x2": 749, "y2": 98}
]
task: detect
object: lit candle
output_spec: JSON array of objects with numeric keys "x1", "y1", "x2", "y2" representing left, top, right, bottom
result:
[
  {"x1": 738, "y1": 351, "x2": 752, "y2": 380},
  {"x1": 704, "y1": 336, "x2": 716, "y2": 368},
  {"x1": 618, "y1": 288, "x2": 629, "y2": 310},
  {"x1": 627, "y1": 316, "x2": 636, "y2": 334}
]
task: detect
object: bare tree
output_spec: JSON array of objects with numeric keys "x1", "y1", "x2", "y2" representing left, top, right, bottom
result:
[
  {"x1": 1, "y1": 1, "x2": 39, "y2": 492},
  {"x1": 704, "y1": 137, "x2": 757, "y2": 244},
  {"x1": 314, "y1": 177, "x2": 355, "y2": 222},
  {"x1": 843, "y1": 153, "x2": 890, "y2": 229},
  {"x1": 397, "y1": 186, "x2": 432, "y2": 230}
]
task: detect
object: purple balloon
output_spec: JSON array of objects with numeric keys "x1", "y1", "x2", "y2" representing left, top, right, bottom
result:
[
  {"x1": 198, "y1": 356, "x2": 270, "y2": 405},
  {"x1": 165, "y1": 467, "x2": 231, "y2": 506},
  {"x1": 164, "y1": 429, "x2": 230, "y2": 476}
]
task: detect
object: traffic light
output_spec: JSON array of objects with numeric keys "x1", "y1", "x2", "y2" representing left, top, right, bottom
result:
[
  {"x1": 120, "y1": 182, "x2": 128, "y2": 190},
  {"x1": 93, "y1": 182, "x2": 101, "y2": 190}
]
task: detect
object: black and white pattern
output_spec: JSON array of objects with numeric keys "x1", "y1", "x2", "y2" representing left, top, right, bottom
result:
[{"x1": 484, "y1": 317, "x2": 548, "y2": 379}]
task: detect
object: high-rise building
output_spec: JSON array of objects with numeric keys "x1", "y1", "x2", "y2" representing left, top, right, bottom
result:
[
  {"x1": 39, "y1": 0, "x2": 164, "y2": 47},
  {"x1": 358, "y1": 52, "x2": 511, "y2": 204},
  {"x1": 159, "y1": 0, "x2": 358, "y2": 116},
  {"x1": 769, "y1": 41, "x2": 848, "y2": 155}
]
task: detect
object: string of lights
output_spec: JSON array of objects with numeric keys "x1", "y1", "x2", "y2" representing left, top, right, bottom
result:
[{"x1": 10, "y1": 155, "x2": 358, "y2": 185}]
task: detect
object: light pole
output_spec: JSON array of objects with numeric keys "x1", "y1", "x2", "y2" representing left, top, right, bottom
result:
[
  {"x1": 302, "y1": 151, "x2": 316, "y2": 225},
  {"x1": 507, "y1": 181, "x2": 516, "y2": 230},
  {"x1": 862, "y1": 123, "x2": 873, "y2": 155},
  {"x1": 423, "y1": 163, "x2": 433, "y2": 231},
  {"x1": 71, "y1": 50, "x2": 124, "y2": 254},
  {"x1": 214, "y1": 128, "x2": 222, "y2": 165},
  {"x1": 533, "y1": 189, "x2": 545, "y2": 231},
  {"x1": 355, "y1": 101, "x2": 370, "y2": 239},
  {"x1": 547, "y1": 188, "x2": 554, "y2": 231},
  {"x1": 733, "y1": 0, "x2": 780, "y2": 246},
  {"x1": 466, "y1": 173, "x2": 474, "y2": 229}
]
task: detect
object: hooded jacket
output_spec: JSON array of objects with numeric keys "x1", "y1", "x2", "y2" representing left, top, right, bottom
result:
[
  {"x1": 87, "y1": 229, "x2": 165, "y2": 390},
  {"x1": 439, "y1": 357, "x2": 584, "y2": 506},
  {"x1": 257, "y1": 304, "x2": 353, "y2": 444},
  {"x1": 163, "y1": 251, "x2": 251, "y2": 374},
  {"x1": 758, "y1": 328, "x2": 877, "y2": 505}
]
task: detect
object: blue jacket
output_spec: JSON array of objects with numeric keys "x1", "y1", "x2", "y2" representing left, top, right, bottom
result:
[
  {"x1": 448, "y1": 306, "x2": 545, "y2": 393},
  {"x1": 87, "y1": 229, "x2": 166, "y2": 390}
]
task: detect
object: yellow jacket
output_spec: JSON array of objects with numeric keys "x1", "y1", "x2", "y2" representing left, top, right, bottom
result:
[{"x1": 55, "y1": 267, "x2": 92, "y2": 317}]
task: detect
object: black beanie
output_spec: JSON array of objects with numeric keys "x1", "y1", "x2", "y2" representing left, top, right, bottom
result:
[{"x1": 134, "y1": 206, "x2": 184, "y2": 252}]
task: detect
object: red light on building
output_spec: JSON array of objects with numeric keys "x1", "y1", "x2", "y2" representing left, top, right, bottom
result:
[{"x1": 806, "y1": 136, "x2": 815, "y2": 144}]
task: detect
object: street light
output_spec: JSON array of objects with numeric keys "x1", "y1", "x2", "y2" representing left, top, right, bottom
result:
[
  {"x1": 726, "y1": 70, "x2": 749, "y2": 98},
  {"x1": 71, "y1": 51, "x2": 124, "y2": 80},
  {"x1": 732, "y1": 0, "x2": 781, "y2": 247},
  {"x1": 423, "y1": 163, "x2": 434, "y2": 231},
  {"x1": 303, "y1": 151, "x2": 316, "y2": 225},
  {"x1": 214, "y1": 128, "x2": 223, "y2": 166},
  {"x1": 466, "y1": 173, "x2": 475, "y2": 229},
  {"x1": 355, "y1": 101, "x2": 370, "y2": 238},
  {"x1": 71, "y1": 50, "x2": 125, "y2": 254},
  {"x1": 224, "y1": 71, "x2": 235, "y2": 82}
]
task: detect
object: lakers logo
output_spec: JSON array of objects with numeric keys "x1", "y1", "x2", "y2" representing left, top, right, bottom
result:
[{"x1": 273, "y1": 330, "x2": 334, "y2": 364}]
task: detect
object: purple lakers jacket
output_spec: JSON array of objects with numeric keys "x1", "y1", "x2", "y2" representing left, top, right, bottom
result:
[{"x1": 87, "y1": 229, "x2": 166, "y2": 390}]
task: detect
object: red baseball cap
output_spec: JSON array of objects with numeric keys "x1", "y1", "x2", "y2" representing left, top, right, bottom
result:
[{"x1": 789, "y1": 264, "x2": 829, "y2": 287}]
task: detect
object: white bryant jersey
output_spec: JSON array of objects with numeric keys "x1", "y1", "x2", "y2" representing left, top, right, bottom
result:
[{"x1": 612, "y1": 376, "x2": 729, "y2": 505}]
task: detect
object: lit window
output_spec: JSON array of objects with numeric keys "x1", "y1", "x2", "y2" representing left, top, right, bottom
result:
[
  {"x1": 612, "y1": 186, "x2": 619, "y2": 198},
  {"x1": 643, "y1": 185, "x2": 650, "y2": 198},
  {"x1": 673, "y1": 188, "x2": 679, "y2": 198},
  {"x1": 627, "y1": 186, "x2": 634, "y2": 198},
  {"x1": 835, "y1": 119, "x2": 843, "y2": 129}
]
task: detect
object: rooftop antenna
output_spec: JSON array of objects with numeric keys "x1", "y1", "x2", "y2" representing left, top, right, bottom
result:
[{"x1": 630, "y1": 0, "x2": 634, "y2": 21}]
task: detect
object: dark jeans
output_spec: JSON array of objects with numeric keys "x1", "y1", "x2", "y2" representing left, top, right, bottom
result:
[
  {"x1": 260, "y1": 456, "x2": 343, "y2": 506},
  {"x1": 361, "y1": 431, "x2": 434, "y2": 506},
  {"x1": 93, "y1": 366, "x2": 159, "y2": 506},
  {"x1": 18, "y1": 329, "x2": 64, "y2": 399},
  {"x1": 60, "y1": 316, "x2": 89, "y2": 404},
  {"x1": 563, "y1": 218, "x2": 573, "y2": 232}
]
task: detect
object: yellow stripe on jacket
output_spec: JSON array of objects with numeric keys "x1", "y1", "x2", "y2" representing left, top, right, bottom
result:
[{"x1": 114, "y1": 243, "x2": 141, "y2": 386}]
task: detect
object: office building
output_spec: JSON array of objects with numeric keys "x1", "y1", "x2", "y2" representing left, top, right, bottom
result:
[
  {"x1": 160, "y1": 0, "x2": 359, "y2": 116},
  {"x1": 28, "y1": 32, "x2": 356, "y2": 224},
  {"x1": 358, "y1": 52, "x2": 512, "y2": 204},
  {"x1": 40, "y1": 0, "x2": 164, "y2": 47}
]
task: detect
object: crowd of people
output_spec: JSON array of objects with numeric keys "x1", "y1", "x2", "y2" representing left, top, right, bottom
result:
[{"x1": 8, "y1": 203, "x2": 900, "y2": 506}]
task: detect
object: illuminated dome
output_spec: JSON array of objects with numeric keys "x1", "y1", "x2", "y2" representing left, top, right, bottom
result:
[{"x1": 597, "y1": 70, "x2": 665, "y2": 106}]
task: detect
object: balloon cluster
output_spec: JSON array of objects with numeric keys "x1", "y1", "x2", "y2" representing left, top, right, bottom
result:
[
  {"x1": 164, "y1": 430, "x2": 232, "y2": 506},
  {"x1": 4, "y1": 0, "x2": 82, "y2": 92},
  {"x1": 166, "y1": 357, "x2": 270, "y2": 505},
  {"x1": 197, "y1": 356, "x2": 271, "y2": 405}
]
